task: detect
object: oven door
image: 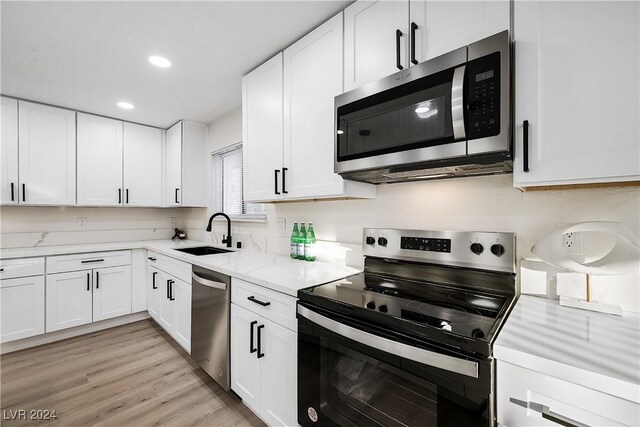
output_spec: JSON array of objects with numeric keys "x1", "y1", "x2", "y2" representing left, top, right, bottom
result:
[{"x1": 297, "y1": 304, "x2": 493, "y2": 427}]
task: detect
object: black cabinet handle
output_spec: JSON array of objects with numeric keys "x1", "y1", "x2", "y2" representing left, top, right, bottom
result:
[
  {"x1": 81, "y1": 259, "x2": 104, "y2": 264},
  {"x1": 175, "y1": 188, "x2": 179, "y2": 204},
  {"x1": 257, "y1": 324, "x2": 265, "y2": 359},
  {"x1": 118, "y1": 188, "x2": 121, "y2": 204},
  {"x1": 274, "y1": 169, "x2": 280, "y2": 195},
  {"x1": 95, "y1": 271, "x2": 99, "y2": 289},
  {"x1": 152, "y1": 271, "x2": 158, "y2": 289},
  {"x1": 523, "y1": 120, "x2": 530, "y2": 173},
  {"x1": 87, "y1": 272, "x2": 90, "y2": 291},
  {"x1": 166, "y1": 279, "x2": 171, "y2": 299},
  {"x1": 22, "y1": 184, "x2": 25, "y2": 202},
  {"x1": 169, "y1": 280, "x2": 175, "y2": 301},
  {"x1": 282, "y1": 168, "x2": 288, "y2": 194},
  {"x1": 247, "y1": 296, "x2": 271, "y2": 307},
  {"x1": 410, "y1": 22, "x2": 418, "y2": 65},
  {"x1": 10, "y1": 183, "x2": 14, "y2": 202},
  {"x1": 396, "y1": 29, "x2": 403, "y2": 70},
  {"x1": 148, "y1": 257, "x2": 156, "y2": 261},
  {"x1": 0, "y1": 268, "x2": 4, "y2": 272},
  {"x1": 250, "y1": 320, "x2": 258, "y2": 354},
  {"x1": 126, "y1": 189, "x2": 129, "y2": 204}
]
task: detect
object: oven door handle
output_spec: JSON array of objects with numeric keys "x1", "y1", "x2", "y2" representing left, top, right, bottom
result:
[
  {"x1": 451, "y1": 64, "x2": 466, "y2": 141},
  {"x1": 297, "y1": 305, "x2": 479, "y2": 378}
]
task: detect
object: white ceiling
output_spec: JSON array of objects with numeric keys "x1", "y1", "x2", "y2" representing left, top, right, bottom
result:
[{"x1": 1, "y1": 1, "x2": 351, "y2": 128}]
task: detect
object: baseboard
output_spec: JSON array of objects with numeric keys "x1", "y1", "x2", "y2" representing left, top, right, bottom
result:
[{"x1": 1, "y1": 311, "x2": 151, "y2": 354}]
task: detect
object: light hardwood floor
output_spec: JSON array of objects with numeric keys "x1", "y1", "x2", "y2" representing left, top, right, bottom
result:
[{"x1": 0, "y1": 320, "x2": 265, "y2": 427}]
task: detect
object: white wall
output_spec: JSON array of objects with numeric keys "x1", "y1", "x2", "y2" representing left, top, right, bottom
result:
[{"x1": 186, "y1": 107, "x2": 640, "y2": 312}]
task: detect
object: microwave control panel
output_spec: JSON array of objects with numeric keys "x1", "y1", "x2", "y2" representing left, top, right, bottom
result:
[{"x1": 466, "y1": 52, "x2": 501, "y2": 140}]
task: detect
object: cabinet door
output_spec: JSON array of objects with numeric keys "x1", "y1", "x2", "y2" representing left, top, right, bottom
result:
[
  {"x1": 181, "y1": 122, "x2": 207, "y2": 207},
  {"x1": 242, "y1": 53, "x2": 284, "y2": 202},
  {"x1": 259, "y1": 318, "x2": 298, "y2": 427},
  {"x1": 344, "y1": 0, "x2": 409, "y2": 91},
  {"x1": 147, "y1": 266, "x2": 162, "y2": 320},
  {"x1": 513, "y1": 1, "x2": 640, "y2": 187},
  {"x1": 46, "y1": 270, "x2": 93, "y2": 332},
  {"x1": 173, "y1": 278, "x2": 191, "y2": 353},
  {"x1": 284, "y1": 13, "x2": 345, "y2": 199},
  {"x1": 165, "y1": 121, "x2": 182, "y2": 206},
  {"x1": 230, "y1": 303, "x2": 261, "y2": 413},
  {"x1": 410, "y1": 0, "x2": 510, "y2": 64},
  {"x1": 158, "y1": 273, "x2": 176, "y2": 333},
  {"x1": 0, "y1": 276, "x2": 45, "y2": 343},
  {"x1": 123, "y1": 122, "x2": 163, "y2": 206},
  {"x1": 92, "y1": 266, "x2": 132, "y2": 322},
  {"x1": 1, "y1": 97, "x2": 19, "y2": 205},
  {"x1": 18, "y1": 101, "x2": 76, "y2": 205},
  {"x1": 77, "y1": 113, "x2": 124, "y2": 206}
]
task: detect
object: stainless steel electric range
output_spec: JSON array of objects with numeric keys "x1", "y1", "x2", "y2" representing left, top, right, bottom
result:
[{"x1": 297, "y1": 228, "x2": 516, "y2": 427}]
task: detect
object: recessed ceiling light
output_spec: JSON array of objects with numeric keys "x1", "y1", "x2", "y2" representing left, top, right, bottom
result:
[
  {"x1": 117, "y1": 101, "x2": 135, "y2": 110},
  {"x1": 148, "y1": 55, "x2": 171, "y2": 68}
]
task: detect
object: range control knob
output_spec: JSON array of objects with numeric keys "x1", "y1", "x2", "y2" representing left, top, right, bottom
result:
[
  {"x1": 366, "y1": 301, "x2": 376, "y2": 310},
  {"x1": 378, "y1": 305, "x2": 388, "y2": 313},
  {"x1": 491, "y1": 244, "x2": 505, "y2": 257},
  {"x1": 378, "y1": 237, "x2": 388, "y2": 246},
  {"x1": 366, "y1": 236, "x2": 376, "y2": 245},
  {"x1": 470, "y1": 243, "x2": 484, "y2": 255}
]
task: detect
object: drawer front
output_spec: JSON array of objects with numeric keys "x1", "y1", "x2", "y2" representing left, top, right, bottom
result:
[
  {"x1": 146, "y1": 251, "x2": 191, "y2": 283},
  {"x1": 231, "y1": 278, "x2": 297, "y2": 331},
  {"x1": 497, "y1": 360, "x2": 639, "y2": 427},
  {"x1": 47, "y1": 250, "x2": 131, "y2": 274},
  {"x1": 0, "y1": 257, "x2": 45, "y2": 279}
]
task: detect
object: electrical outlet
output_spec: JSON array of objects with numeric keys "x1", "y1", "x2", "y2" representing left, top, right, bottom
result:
[
  {"x1": 77, "y1": 217, "x2": 87, "y2": 228},
  {"x1": 170, "y1": 217, "x2": 177, "y2": 227},
  {"x1": 277, "y1": 218, "x2": 286, "y2": 233},
  {"x1": 563, "y1": 232, "x2": 583, "y2": 254}
]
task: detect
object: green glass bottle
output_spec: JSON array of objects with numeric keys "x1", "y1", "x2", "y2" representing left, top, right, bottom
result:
[
  {"x1": 290, "y1": 222, "x2": 300, "y2": 259},
  {"x1": 305, "y1": 222, "x2": 317, "y2": 261},
  {"x1": 297, "y1": 222, "x2": 307, "y2": 260}
]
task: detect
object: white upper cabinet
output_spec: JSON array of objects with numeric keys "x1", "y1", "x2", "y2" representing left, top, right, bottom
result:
[
  {"x1": 243, "y1": 53, "x2": 285, "y2": 202},
  {"x1": 284, "y1": 13, "x2": 348, "y2": 199},
  {"x1": 344, "y1": 1, "x2": 409, "y2": 91},
  {"x1": 410, "y1": 0, "x2": 510, "y2": 63},
  {"x1": 77, "y1": 113, "x2": 124, "y2": 206},
  {"x1": 164, "y1": 121, "x2": 207, "y2": 207},
  {"x1": 513, "y1": 1, "x2": 640, "y2": 188},
  {"x1": 1, "y1": 97, "x2": 19, "y2": 205},
  {"x1": 18, "y1": 101, "x2": 76, "y2": 205},
  {"x1": 123, "y1": 122, "x2": 163, "y2": 206}
]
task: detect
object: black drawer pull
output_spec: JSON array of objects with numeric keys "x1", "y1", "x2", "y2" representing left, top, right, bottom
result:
[
  {"x1": 152, "y1": 271, "x2": 158, "y2": 289},
  {"x1": 81, "y1": 259, "x2": 104, "y2": 264},
  {"x1": 257, "y1": 324, "x2": 265, "y2": 359},
  {"x1": 247, "y1": 296, "x2": 271, "y2": 307},
  {"x1": 250, "y1": 320, "x2": 258, "y2": 354},
  {"x1": 148, "y1": 257, "x2": 157, "y2": 261}
]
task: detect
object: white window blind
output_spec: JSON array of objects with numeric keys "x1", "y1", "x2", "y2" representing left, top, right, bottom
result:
[{"x1": 213, "y1": 143, "x2": 266, "y2": 219}]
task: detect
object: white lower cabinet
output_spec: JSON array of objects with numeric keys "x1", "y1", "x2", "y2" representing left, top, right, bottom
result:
[
  {"x1": 92, "y1": 266, "x2": 132, "y2": 322},
  {"x1": 46, "y1": 270, "x2": 94, "y2": 332},
  {"x1": 147, "y1": 266, "x2": 162, "y2": 320},
  {"x1": 0, "y1": 275, "x2": 45, "y2": 343},
  {"x1": 231, "y1": 302, "x2": 297, "y2": 427},
  {"x1": 497, "y1": 360, "x2": 639, "y2": 427},
  {"x1": 173, "y1": 279, "x2": 192, "y2": 352}
]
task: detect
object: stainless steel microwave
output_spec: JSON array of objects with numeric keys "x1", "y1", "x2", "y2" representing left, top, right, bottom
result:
[{"x1": 334, "y1": 31, "x2": 511, "y2": 184}]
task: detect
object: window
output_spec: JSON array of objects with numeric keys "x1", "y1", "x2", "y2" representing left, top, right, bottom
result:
[{"x1": 213, "y1": 143, "x2": 266, "y2": 220}]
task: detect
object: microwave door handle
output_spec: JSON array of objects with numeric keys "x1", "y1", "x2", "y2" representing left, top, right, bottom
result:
[
  {"x1": 451, "y1": 64, "x2": 466, "y2": 141},
  {"x1": 297, "y1": 305, "x2": 479, "y2": 378}
]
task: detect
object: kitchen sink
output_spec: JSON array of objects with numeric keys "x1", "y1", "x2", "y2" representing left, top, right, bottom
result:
[{"x1": 173, "y1": 246, "x2": 232, "y2": 256}]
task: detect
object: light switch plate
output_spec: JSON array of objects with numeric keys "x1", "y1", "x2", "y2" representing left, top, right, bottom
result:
[{"x1": 77, "y1": 217, "x2": 87, "y2": 228}]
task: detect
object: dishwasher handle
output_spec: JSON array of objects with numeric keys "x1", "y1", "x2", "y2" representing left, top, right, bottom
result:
[{"x1": 192, "y1": 272, "x2": 227, "y2": 290}]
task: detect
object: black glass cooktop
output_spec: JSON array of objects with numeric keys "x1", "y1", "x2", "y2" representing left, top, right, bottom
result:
[{"x1": 300, "y1": 272, "x2": 510, "y2": 344}]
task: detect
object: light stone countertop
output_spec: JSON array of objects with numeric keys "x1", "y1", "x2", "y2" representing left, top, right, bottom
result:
[
  {"x1": 494, "y1": 295, "x2": 640, "y2": 403},
  {"x1": 0, "y1": 239, "x2": 361, "y2": 297}
]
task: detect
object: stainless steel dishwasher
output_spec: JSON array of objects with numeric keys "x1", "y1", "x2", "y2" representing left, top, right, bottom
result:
[{"x1": 191, "y1": 265, "x2": 231, "y2": 391}]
